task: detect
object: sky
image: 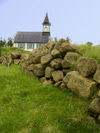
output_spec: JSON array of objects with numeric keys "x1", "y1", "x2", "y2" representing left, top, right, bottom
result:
[{"x1": 0, "y1": 0, "x2": 100, "y2": 45}]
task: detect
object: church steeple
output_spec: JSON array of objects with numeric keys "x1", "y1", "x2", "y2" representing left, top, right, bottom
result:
[
  {"x1": 42, "y1": 13, "x2": 51, "y2": 26},
  {"x1": 42, "y1": 13, "x2": 51, "y2": 35}
]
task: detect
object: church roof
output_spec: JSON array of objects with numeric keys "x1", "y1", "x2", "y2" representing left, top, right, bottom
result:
[
  {"x1": 42, "y1": 13, "x2": 51, "y2": 25},
  {"x1": 14, "y1": 32, "x2": 49, "y2": 43}
]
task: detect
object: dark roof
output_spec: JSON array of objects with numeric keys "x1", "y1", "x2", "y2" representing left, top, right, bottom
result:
[
  {"x1": 42, "y1": 13, "x2": 51, "y2": 25},
  {"x1": 14, "y1": 32, "x2": 49, "y2": 43}
]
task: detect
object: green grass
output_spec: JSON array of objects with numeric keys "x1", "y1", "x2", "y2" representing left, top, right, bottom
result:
[
  {"x1": 0, "y1": 65, "x2": 100, "y2": 133},
  {"x1": 1, "y1": 47, "x2": 30, "y2": 56},
  {"x1": 74, "y1": 44, "x2": 100, "y2": 63}
]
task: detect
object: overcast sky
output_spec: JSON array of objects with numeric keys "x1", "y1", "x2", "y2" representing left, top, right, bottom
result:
[{"x1": 0, "y1": 0, "x2": 100, "y2": 44}]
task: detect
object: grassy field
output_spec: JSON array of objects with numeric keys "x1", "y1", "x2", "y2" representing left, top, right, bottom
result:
[
  {"x1": 0, "y1": 65, "x2": 100, "y2": 133},
  {"x1": 0, "y1": 45, "x2": 100, "y2": 133}
]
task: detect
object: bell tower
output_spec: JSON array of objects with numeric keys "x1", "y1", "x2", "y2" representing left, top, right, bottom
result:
[{"x1": 42, "y1": 13, "x2": 51, "y2": 36}]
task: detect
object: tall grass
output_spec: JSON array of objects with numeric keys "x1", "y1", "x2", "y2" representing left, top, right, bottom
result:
[{"x1": 74, "y1": 44, "x2": 100, "y2": 63}]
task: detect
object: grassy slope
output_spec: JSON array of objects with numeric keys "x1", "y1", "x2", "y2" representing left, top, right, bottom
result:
[{"x1": 0, "y1": 65, "x2": 100, "y2": 133}]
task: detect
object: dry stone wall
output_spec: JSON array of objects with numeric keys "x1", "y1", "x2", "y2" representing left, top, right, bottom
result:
[{"x1": 0, "y1": 41, "x2": 100, "y2": 123}]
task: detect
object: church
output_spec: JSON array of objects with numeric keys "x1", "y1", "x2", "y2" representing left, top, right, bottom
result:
[{"x1": 14, "y1": 13, "x2": 51, "y2": 51}]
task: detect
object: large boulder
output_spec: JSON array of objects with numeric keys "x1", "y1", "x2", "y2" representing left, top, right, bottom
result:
[
  {"x1": 64, "y1": 71, "x2": 97, "y2": 98},
  {"x1": 31, "y1": 45, "x2": 50, "y2": 57},
  {"x1": 28, "y1": 46, "x2": 50, "y2": 64},
  {"x1": 21, "y1": 54, "x2": 29, "y2": 61},
  {"x1": 45, "y1": 67, "x2": 54, "y2": 79},
  {"x1": 77, "y1": 57, "x2": 98, "y2": 77},
  {"x1": 27, "y1": 54, "x2": 41, "y2": 64},
  {"x1": 88, "y1": 98, "x2": 100, "y2": 118},
  {"x1": 11, "y1": 51, "x2": 22, "y2": 59},
  {"x1": 45, "y1": 42, "x2": 56, "y2": 51},
  {"x1": 52, "y1": 71, "x2": 64, "y2": 82},
  {"x1": 33, "y1": 64, "x2": 44, "y2": 77},
  {"x1": 62, "y1": 60, "x2": 71, "y2": 69},
  {"x1": 50, "y1": 58, "x2": 62, "y2": 69},
  {"x1": 41, "y1": 54, "x2": 53, "y2": 66},
  {"x1": 51, "y1": 49, "x2": 61, "y2": 58},
  {"x1": 59, "y1": 43, "x2": 76, "y2": 54},
  {"x1": 20, "y1": 54, "x2": 29, "y2": 69},
  {"x1": 93, "y1": 64, "x2": 100, "y2": 84},
  {"x1": 27, "y1": 64, "x2": 35, "y2": 71},
  {"x1": 64, "y1": 52, "x2": 80, "y2": 64},
  {"x1": 63, "y1": 71, "x2": 76, "y2": 85}
]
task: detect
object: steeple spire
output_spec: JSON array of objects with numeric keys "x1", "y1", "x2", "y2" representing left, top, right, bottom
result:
[{"x1": 42, "y1": 13, "x2": 51, "y2": 25}]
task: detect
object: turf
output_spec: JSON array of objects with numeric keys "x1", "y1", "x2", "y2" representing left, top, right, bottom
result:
[{"x1": 0, "y1": 65, "x2": 100, "y2": 133}]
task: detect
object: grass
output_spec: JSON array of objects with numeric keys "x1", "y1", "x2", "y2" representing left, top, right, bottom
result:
[
  {"x1": 74, "y1": 44, "x2": 100, "y2": 63},
  {"x1": 1, "y1": 47, "x2": 30, "y2": 56},
  {"x1": 0, "y1": 65, "x2": 100, "y2": 133}
]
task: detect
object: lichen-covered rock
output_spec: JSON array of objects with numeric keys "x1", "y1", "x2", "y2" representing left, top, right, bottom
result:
[
  {"x1": 77, "y1": 57, "x2": 98, "y2": 77},
  {"x1": 27, "y1": 55, "x2": 41, "y2": 64},
  {"x1": 65, "y1": 71, "x2": 97, "y2": 98},
  {"x1": 2, "y1": 56, "x2": 7, "y2": 65},
  {"x1": 88, "y1": 98, "x2": 100, "y2": 118},
  {"x1": 20, "y1": 54, "x2": 29, "y2": 69},
  {"x1": 14, "y1": 59, "x2": 20, "y2": 65},
  {"x1": 64, "y1": 52, "x2": 80, "y2": 64},
  {"x1": 63, "y1": 71, "x2": 76, "y2": 86},
  {"x1": 51, "y1": 49, "x2": 61, "y2": 58},
  {"x1": 33, "y1": 64, "x2": 44, "y2": 77},
  {"x1": 50, "y1": 58, "x2": 62, "y2": 69},
  {"x1": 28, "y1": 46, "x2": 50, "y2": 64},
  {"x1": 27, "y1": 64, "x2": 35, "y2": 71},
  {"x1": 45, "y1": 42, "x2": 56, "y2": 51},
  {"x1": 11, "y1": 51, "x2": 22, "y2": 59},
  {"x1": 62, "y1": 60, "x2": 71, "y2": 68},
  {"x1": 93, "y1": 64, "x2": 100, "y2": 84},
  {"x1": 7, "y1": 54, "x2": 13, "y2": 65},
  {"x1": 21, "y1": 54, "x2": 29, "y2": 61},
  {"x1": 43, "y1": 80, "x2": 53, "y2": 86},
  {"x1": 59, "y1": 43, "x2": 76, "y2": 54},
  {"x1": 45, "y1": 67, "x2": 54, "y2": 79},
  {"x1": 41, "y1": 54, "x2": 52, "y2": 66},
  {"x1": 52, "y1": 71, "x2": 64, "y2": 82}
]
